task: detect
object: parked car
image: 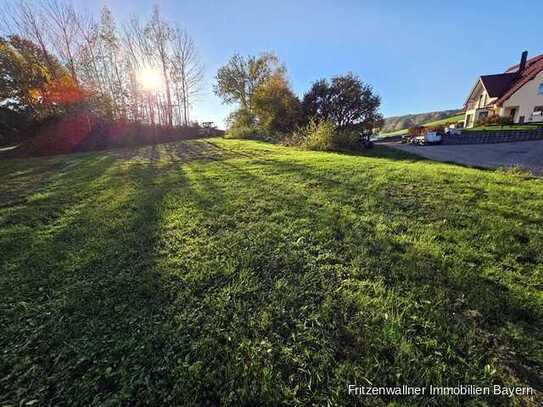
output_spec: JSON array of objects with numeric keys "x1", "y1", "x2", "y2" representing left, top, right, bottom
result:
[
  {"x1": 445, "y1": 126, "x2": 462, "y2": 136},
  {"x1": 412, "y1": 131, "x2": 443, "y2": 145}
]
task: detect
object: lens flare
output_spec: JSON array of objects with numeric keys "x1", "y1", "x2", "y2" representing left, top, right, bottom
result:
[{"x1": 137, "y1": 67, "x2": 163, "y2": 91}]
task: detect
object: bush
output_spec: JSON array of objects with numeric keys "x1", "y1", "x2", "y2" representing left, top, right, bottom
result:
[
  {"x1": 476, "y1": 114, "x2": 513, "y2": 127},
  {"x1": 283, "y1": 120, "x2": 362, "y2": 151},
  {"x1": 0, "y1": 107, "x2": 32, "y2": 146},
  {"x1": 226, "y1": 108, "x2": 256, "y2": 129},
  {"x1": 224, "y1": 126, "x2": 260, "y2": 140},
  {"x1": 225, "y1": 125, "x2": 278, "y2": 142},
  {"x1": 225, "y1": 108, "x2": 275, "y2": 141},
  {"x1": 286, "y1": 120, "x2": 335, "y2": 151},
  {"x1": 281, "y1": 126, "x2": 308, "y2": 147},
  {"x1": 332, "y1": 130, "x2": 360, "y2": 149},
  {"x1": 302, "y1": 120, "x2": 336, "y2": 151}
]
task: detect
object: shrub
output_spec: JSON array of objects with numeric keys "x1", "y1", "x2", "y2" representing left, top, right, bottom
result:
[
  {"x1": 476, "y1": 114, "x2": 513, "y2": 127},
  {"x1": 224, "y1": 125, "x2": 279, "y2": 142},
  {"x1": 283, "y1": 120, "x2": 361, "y2": 151},
  {"x1": 224, "y1": 126, "x2": 259, "y2": 140},
  {"x1": 0, "y1": 108, "x2": 32, "y2": 146},
  {"x1": 226, "y1": 108, "x2": 256, "y2": 129},
  {"x1": 302, "y1": 120, "x2": 336, "y2": 151},
  {"x1": 225, "y1": 108, "x2": 279, "y2": 141},
  {"x1": 333, "y1": 130, "x2": 360, "y2": 149},
  {"x1": 282, "y1": 120, "x2": 331, "y2": 149},
  {"x1": 281, "y1": 126, "x2": 308, "y2": 147}
]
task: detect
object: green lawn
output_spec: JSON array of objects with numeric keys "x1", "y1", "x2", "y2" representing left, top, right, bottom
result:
[
  {"x1": 377, "y1": 127, "x2": 409, "y2": 138},
  {"x1": 423, "y1": 113, "x2": 465, "y2": 127},
  {"x1": 1, "y1": 139, "x2": 542, "y2": 406}
]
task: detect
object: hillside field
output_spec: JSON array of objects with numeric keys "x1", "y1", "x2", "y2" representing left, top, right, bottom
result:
[
  {"x1": 381, "y1": 110, "x2": 464, "y2": 135},
  {"x1": 379, "y1": 113, "x2": 466, "y2": 138},
  {"x1": 1, "y1": 139, "x2": 542, "y2": 406}
]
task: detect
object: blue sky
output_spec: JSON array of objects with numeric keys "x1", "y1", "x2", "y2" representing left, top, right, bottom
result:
[{"x1": 81, "y1": 0, "x2": 543, "y2": 127}]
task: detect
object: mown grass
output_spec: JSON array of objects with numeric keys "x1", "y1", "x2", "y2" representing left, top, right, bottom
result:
[
  {"x1": 1, "y1": 139, "x2": 542, "y2": 406},
  {"x1": 377, "y1": 127, "x2": 409, "y2": 138}
]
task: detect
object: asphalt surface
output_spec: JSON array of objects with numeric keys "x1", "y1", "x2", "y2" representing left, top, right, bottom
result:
[{"x1": 385, "y1": 140, "x2": 543, "y2": 175}]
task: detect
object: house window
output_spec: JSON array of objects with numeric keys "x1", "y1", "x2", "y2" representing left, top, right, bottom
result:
[
  {"x1": 534, "y1": 106, "x2": 543, "y2": 121},
  {"x1": 539, "y1": 83, "x2": 543, "y2": 95},
  {"x1": 479, "y1": 94, "x2": 484, "y2": 107}
]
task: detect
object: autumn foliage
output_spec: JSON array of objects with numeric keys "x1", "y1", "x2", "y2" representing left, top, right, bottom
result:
[{"x1": 41, "y1": 75, "x2": 87, "y2": 106}]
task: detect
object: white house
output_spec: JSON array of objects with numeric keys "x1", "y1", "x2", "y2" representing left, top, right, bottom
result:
[{"x1": 464, "y1": 51, "x2": 543, "y2": 128}]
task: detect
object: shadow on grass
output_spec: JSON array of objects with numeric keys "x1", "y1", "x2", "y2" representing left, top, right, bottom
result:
[
  {"x1": 2, "y1": 139, "x2": 542, "y2": 405},
  {"x1": 0, "y1": 140, "x2": 242, "y2": 405},
  {"x1": 98, "y1": 138, "x2": 265, "y2": 164},
  {"x1": 209, "y1": 155, "x2": 543, "y2": 394},
  {"x1": 336, "y1": 144, "x2": 425, "y2": 162}
]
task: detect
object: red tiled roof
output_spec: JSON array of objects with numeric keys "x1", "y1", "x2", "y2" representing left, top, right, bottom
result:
[
  {"x1": 505, "y1": 54, "x2": 543, "y2": 73},
  {"x1": 480, "y1": 73, "x2": 517, "y2": 98},
  {"x1": 495, "y1": 54, "x2": 543, "y2": 106}
]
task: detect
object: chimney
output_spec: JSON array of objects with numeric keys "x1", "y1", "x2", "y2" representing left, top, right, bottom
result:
[{"x1": 519, "y1": 51, "x2": 528, "y2": 73}]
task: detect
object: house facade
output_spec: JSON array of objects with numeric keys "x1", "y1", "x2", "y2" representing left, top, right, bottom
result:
[{"x1": 464, "y1": 51, "x2": 543, "y2": 128}]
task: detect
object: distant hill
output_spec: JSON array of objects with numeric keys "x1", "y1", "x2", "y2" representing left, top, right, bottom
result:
[{"x1": 382, "y1": 109, "x2": 463, "y2": 133}]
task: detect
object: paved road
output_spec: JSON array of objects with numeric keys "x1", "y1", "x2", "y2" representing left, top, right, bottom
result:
[{"x1": 384, "y1": 140, "x2": 543, "y2": 175}]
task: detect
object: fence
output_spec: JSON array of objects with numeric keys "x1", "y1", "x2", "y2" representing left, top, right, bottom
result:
[{"x1": 442, "y1": 128, "x2": 543, "y2": 145}]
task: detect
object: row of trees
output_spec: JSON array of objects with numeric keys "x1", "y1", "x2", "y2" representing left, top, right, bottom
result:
[
  {"x1": 214, "y1": 52, "x2": 383, "y2": 148},
  {"x1": 1, "y1": 1, "x2": 203, "y2": 130}
]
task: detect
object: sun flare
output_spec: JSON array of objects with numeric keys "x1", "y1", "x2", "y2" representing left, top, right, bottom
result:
[{"x1": 137, "y1": 67, "x2": 163, "y2": 91}]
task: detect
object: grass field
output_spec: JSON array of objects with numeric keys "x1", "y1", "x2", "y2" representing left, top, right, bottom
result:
[{"x1": 1, "y1": 139, "x2": 543, "y2": 406}]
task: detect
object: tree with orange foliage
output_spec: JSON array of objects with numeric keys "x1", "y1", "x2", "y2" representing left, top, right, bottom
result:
[
  {"x1": 0, "y1": 35, "x2": 68, "y2": 118},
  {"x1": 41, "y1": 74, "x2": 87, "y2": 107}
]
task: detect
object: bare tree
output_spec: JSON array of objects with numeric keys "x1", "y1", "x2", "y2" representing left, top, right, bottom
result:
[
  {"x1": 123, "y1": 16, "x2": 159, "y2": 125},
  {"x1": 2, "y1": 1, "x2": 205, "y2": 127},
  {"x1": 122, "y1": 19, "x2": 145, "y2": 122},
  {"x1": 2, "y1": 0, "x2": 56, "y2": 74},
  {"x1": 97, "y1": 6, "x2": 127, "y2": 118},
  {"x1": 171, "y1": 28, "x2": 203, "y2": 125},
  {"x1": 42, "y1": 0, "x2": 82, "y2": 84},
  {"x1": 145, "y1": 7, "x2": 174, "y2": 126},
  {"x1": 75, "y1": 12, "x2": 107, "y2": 102}
]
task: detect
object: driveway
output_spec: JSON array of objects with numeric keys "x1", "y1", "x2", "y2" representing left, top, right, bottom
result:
[{"x1": 383, "y1": 139, "x2": 543, "y2": 175}]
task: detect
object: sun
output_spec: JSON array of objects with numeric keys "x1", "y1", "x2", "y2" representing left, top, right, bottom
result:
[{"x1": 137, "y1": 67, "x2": 163, "y2": 91}]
